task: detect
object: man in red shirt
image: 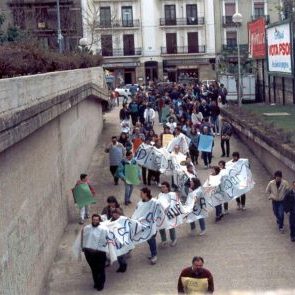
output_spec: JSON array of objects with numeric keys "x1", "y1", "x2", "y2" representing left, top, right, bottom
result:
[{"x1": 178, "y1": 256, "x2": 214, "y2": 293}]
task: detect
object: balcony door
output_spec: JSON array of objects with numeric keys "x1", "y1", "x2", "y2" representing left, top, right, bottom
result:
[
  {"x1": 226, "y1": 31, "x2": 237, "y2": 47},
  {"x1": 224, "y1": 3, "x2": 235, "y2": 24},
  {"x1": 122, "y1": 6, "x2": 133, "y2": 27},
  {"x1": 123, "y1": 34, "x2": 135, "y2": 55},
  {"x1": 187, "y1": 32, "x2": 199, "y2": 53},
  {"x1": 101, "y1": 35, "x2": 113, "y2": 56},
  {"x1": 100, "y1": 7, "x2": 111, "y2": 27},
  {"x1": 166, "y1": 33, "x2": 177, "y2": 54},
  {"x1": 186, "y1": 4, "x2": 198, "y2": 25},
  {"x1": 164, "y1": 5, "x2": 176, "y2": 25},
  {"x1": 254, "y1": 2, "x2": 265, "y2": 18}
]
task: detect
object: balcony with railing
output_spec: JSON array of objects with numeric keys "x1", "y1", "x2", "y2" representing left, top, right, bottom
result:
[
  {"x1": 159, "y1": 17, "x2": 205, "y2": 26},
  {"x1": 251, "y1": 14, "x2": 270, "y2": 23},
  {"x1": 101, "y1": 48, "x2": 142, "y2": 57},
  {"x1": 222, "y1": 44, "x2": 248, "y2": 54},
  {"x1": 161, "y1": 46, "x2": 206, "y2": 55},
  {"x1": 97, "y1": 19, "x2": 140, "y2": 29},
  {"x1": 222, "y1": 16, "x2": 237, "y2": 27}
]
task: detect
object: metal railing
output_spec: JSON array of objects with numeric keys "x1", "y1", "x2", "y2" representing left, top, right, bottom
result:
[
  {"x1": 161, "y1": 46, "x2": 206, "y2": 54},
  {"x1": 222, "y1": 16, "x2": 236, "y2": 26},
  {"x1": 251, "y1": 14, "x2": 270, "y2": 23},
  {"x1": 98, "y1": 19, "x2": 140, "y2": 28},
  {"x1": 159, "y1": 17, "x2": 205, "y2": 26},
  {"x1": 102, "y1": 48, "x2": 142, "y2": 56},
  {"x1": 222, "y1": 44, "x2": 248, "y2": 52}
]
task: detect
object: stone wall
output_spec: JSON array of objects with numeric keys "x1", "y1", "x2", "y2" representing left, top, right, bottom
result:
[
  {"x1": 0, "y1": 69, "x2": 107, "y2": 295},
  {"x1": 222, "y1": 108, "x2": 295, "y2": 183}
]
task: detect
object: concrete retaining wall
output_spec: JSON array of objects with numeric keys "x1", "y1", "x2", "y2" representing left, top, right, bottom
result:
[
  {"x1": 222, "y1": 109, "x2": 295, "y2": 182},
  {"x1": 0, "y1": 69, "x2": 107, "y2": 295}
]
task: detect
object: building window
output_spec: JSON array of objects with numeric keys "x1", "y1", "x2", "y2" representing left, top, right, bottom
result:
[
  {"x1": 123, "y1": 34, "x2": 135, "y2": 55},
  {"x1": 122, "y1": 6, "x2": 133, "y2": 27},
  {"x1": 187, "y1": 32, "x2": 199, "y2": 53},
  {"x1": 100, "y1": 7, "x2": 111, "y2": 27},
  {"x1": 226, "y1": 31, "x2": 237, "y2": 47},
  {"x1": 101, "y1": 35, "x2": 113, "y2": 56},
  {"x1": 35, "y1": 8, "x2": 48, "y2": 29},
  {"x1": 254, "y1": 2, "x2": 265, "y2": 17},
  {"x1": 224, "y1": 3, "x2": 236, "y2": 24},
  {"x1": 166, "y1": 33, "x2": 177, "y2": 54},
  {"x1": 186, "y1": 5, "x2": 198, "y2": 25},
  {"x1": 164, "y1": 5, "x2": 176, "y2": 25}
]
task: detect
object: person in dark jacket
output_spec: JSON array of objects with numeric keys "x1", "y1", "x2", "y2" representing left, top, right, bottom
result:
[
  {"x1": 209, "y1": 101, "x2": 220, "y2": 135},
  {"x1": 119, "y1": 103, "x2": 130, "y2": 121},
  {"x1": 101, "y1": 196, "x2": 123, "y2": 220},
  {"x1": 178, "y1": 256, "x2": 214, "y2": 293},
  {"x1": 128, "y1": 98, "x2": 139, "y2": 126},
  {"x1": 220, "y1": 117, "x2": 232, "y2": 157},
  {"x1": 284, "y1": 181, "x2": 295, "y2": 242}
]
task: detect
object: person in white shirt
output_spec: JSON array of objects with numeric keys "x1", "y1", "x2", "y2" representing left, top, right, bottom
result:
[
  {"x1": 144, "y1": 104, "x2": 156, "y2": 125},
  {"x1": 158, "y1": 181, "x2": 177, "y2": 247}
]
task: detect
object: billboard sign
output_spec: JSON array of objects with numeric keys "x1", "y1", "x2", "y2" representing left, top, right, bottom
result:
[
  {"x1": 267, "y1": 22, "x2": 293, "y2": 74},
  {"x1": 248, "y1": 18, "x2": 266, "y2": 59}
]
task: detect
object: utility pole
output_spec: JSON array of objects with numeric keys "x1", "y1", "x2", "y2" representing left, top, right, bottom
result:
[{"x1": 56, "y1": 0, "x2": 64, "y2": 53}]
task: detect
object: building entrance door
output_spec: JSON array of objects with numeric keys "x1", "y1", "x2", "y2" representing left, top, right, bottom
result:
[{"x1": 144, "y1": 61, "x2": 158, "y2": 82}]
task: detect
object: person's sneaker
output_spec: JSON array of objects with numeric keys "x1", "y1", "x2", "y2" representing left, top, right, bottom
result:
[
  {"x1": 79, "y1": 219, "x2": 84, "y2": 225},
  {"x1": 160, "y1": 241, "x2": 168, "y2": 248},
  {"x1": 241, "y1": 206, "x2": 246, "y2": 211},
  {"x1": 291, "y1": 237, "x2": 295, "y2": 242},
  {"x1": 150, "y1": 256, "x2": 157, "y2": 265},
  {"x1": 127, "y1": 200, "x2": 132, "y2": 204},
  {"x1": 216, "y1": 133, "x2": 220, "y2": 136},
  {"x1": 84, "y1": 214, "x2": 90, "y2": 219},
  {"x1": 224, "y1": 210, "x2": 229, "y2": 215},
  {"x1": 170, "y1": 239, "x2": 177, "y2": 247},
  {"x1": 279, "y1": 227, "x2": 285, "y2": 233},
  {"x1": 199, "y1": 230, "x2": 206, "y2": 236}
]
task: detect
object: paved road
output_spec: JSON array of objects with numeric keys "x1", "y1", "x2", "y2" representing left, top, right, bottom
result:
[{"x1": 46, "y1": 105, "x2": 295, "y2": 295}]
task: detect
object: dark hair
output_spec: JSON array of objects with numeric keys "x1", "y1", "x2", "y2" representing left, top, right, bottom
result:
[
  {"x1": 232, "y1": 152, "x2": 240, "y2": 159},
  {"x1": 140, "y1": 187, "x2": 153, "y2": 200},
  {"x1": 92, "y1": 214, "x2": 102, "y2": 221},
  {"x1": 274, "y1": 170, "x2": 282, "y2": 178},
  {"x1": 80, "y1": 173, "x2": 87, "y2": 180},
  {"x1": 192, "y1": 256, "x2": 204, "y2": 264},
  {"x1": 190, "y1": 178, "x2": 202, "y2": 190},
  {"x1": 218, "y1": 160, "x2": 226, "y2": 168},
  {"x1": 112, "y1": 136, "x2": 117, "y2": 140},
  {"x1": 161, "y1": 181, "x2": 171, "y2": 191},
  {"x1": 107, "y1": 196, "x2": 119, "y2": 206},
  {"x1": 126, "y1": 150, "x2": 133, "y2": 157},
  {"x1": 212, "y1": 166, "x2": 221, "y2": 175}
]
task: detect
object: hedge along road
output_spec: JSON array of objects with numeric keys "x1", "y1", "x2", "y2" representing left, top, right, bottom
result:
[{"x1": 46, "y1": 104, "x2": 295, "y2": 295}]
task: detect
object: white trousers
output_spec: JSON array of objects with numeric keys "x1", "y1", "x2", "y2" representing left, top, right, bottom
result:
[{"x1": 80, "y1": 205, "x2": 89, "y2": 220}]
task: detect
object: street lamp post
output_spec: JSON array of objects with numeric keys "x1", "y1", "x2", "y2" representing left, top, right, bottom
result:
[
  {"x1": 232, "y1": 12, "x2": 243, "y2": 107},
  {"x1": 56, "y1": 0, "x2": 64, "y2": 53}
]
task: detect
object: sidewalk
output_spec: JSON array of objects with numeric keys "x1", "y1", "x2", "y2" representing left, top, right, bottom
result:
[{"x1": 45, "y1": 105, "x2": 295, "y2": 295}]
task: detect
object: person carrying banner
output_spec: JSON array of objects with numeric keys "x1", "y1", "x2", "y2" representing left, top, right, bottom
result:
[
  {"x1": 117, "y1": 151, "x2": 141, "y2": 206},
  {"x1": 218, "y1": 160, "x2": 229, "y2": 215},
  {"x1": 105, "y1": 136, "x2": 125, "y2": 185},
  {"x1": 101, "y1": 196, "x2": 124, "y2": 220},
  {"x1": 283, "y1": 181, "x2": 295, "y2": 242},
  {"x1": 220, "y1": 117, "x2": 232, "y2": 157},
  {"x1": 158, "y1": 182, "x2": 177, "y2": 247},
  {"x1": 74, "y1": 174, "x2": 96, "y2": 225},
  {"x1": 110, "y1": 208, "x2": 128, "y2": 273},
  {"x1": 266, "y1": 170, "x2": 289, "y2": 233},
  {"x1": 231, "y1": 152, "x2": 247, "y2": 210},
  {"x1": 140, "y1": 187, "x2": 158, "y2": 264},
  {"x1": 81, "y1": 214, "x2": 107, "y2": 291},
  {"x1": 188, "y1": 178, "x2": 206, "y2": 236},
  {"x1": 177, "y1": 256, "x2": 214, "y2": 293}
]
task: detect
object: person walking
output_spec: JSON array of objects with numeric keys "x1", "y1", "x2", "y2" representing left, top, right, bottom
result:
[
  {"x1": 177, "y1": 256, "x2": 214, "y2": 293},
  {"x1": 105, "y1": 136, "x2": 125, "y2": 185},
  {"x1": 75, "y1": 174, "x2": 96, "y2": 224},
  {"x1": 117, "y1": 151, "x2": 141, "y2": 205},
  {"x1": 284, "y1": 180, "x2": 295, "y2": 242},
  {"x1": 209, "y1": 166, "x2": 223, "y2": 222},
  {"x1": 101, "y1": 196, "x2": 123, "y2": 220},
  {"x1": 209, "y1": 101, "x2": 220, "y2": 135},
  {"x1": 266, "y1": 170, "x2": 289, "y2": 233},
  {"x1": 144, "y1": 104, "x2": 156, "y2": 125},
  {"x1": 158, "y1": 182, "x2": 177, "y2": 247},
  {"x1": 200, "y1": 126, "x2": 214, "y2": 168},
  {"x1": 81, "y1": 214, "x2": 107, "y2": 291},
  {"x1": 220, "y1": 118, "x2": 232, "y2": 157},
  {"x1": 218, "y1": 160, "x2": 229, "y2": 214}
]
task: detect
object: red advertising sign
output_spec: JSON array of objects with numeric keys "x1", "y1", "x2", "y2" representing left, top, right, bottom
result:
[{"x1": 248, "y1": 18, "x2": 266, "y2": 59}]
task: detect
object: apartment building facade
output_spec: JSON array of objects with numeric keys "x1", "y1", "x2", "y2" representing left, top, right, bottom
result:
[
  {"x1": 83, "y1": 0, "x2": 216, "y2": 85},
  {"x1": 5, "y1": 0, "x2": 83, "y2": 51}
]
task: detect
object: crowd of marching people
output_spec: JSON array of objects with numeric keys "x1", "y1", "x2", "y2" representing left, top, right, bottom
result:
[{"x1": 73, "y1": 80, "x2": 295, "y2": 293}]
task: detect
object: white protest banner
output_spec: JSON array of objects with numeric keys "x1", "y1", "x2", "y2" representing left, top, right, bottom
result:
[
  {"x1": 204, "y1": 159, "x2": 255, "y2": 207},
  {"x1": 134, "y1": 144, "x2": 163, "y2": 171},
  {"x1": 183, "y1": 187, "x2": 209, "y2": 223},
  {"x1": 167, "y1": 133, "x2": 191, "y2": 154}
]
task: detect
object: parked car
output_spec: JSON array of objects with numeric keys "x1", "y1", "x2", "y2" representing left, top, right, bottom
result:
[{"x1": 115, "y1": 84, "x2": 139, "y2": 99}]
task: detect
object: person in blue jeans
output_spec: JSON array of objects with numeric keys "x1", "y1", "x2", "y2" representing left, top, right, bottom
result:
[
  {"x1": 139, "y1": 187, "x2": 158, "y2": 264},
  {"x1": 117, "y1": 151, "x2": 141, "y2": 205},
  {"x1": 187, "y1": 178, "x2": 206, "y2": 236}
]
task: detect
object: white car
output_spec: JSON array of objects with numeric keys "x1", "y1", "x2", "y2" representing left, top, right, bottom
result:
[{"x1": 115, "y1": 86, "x2": 131, "y2": 99}]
